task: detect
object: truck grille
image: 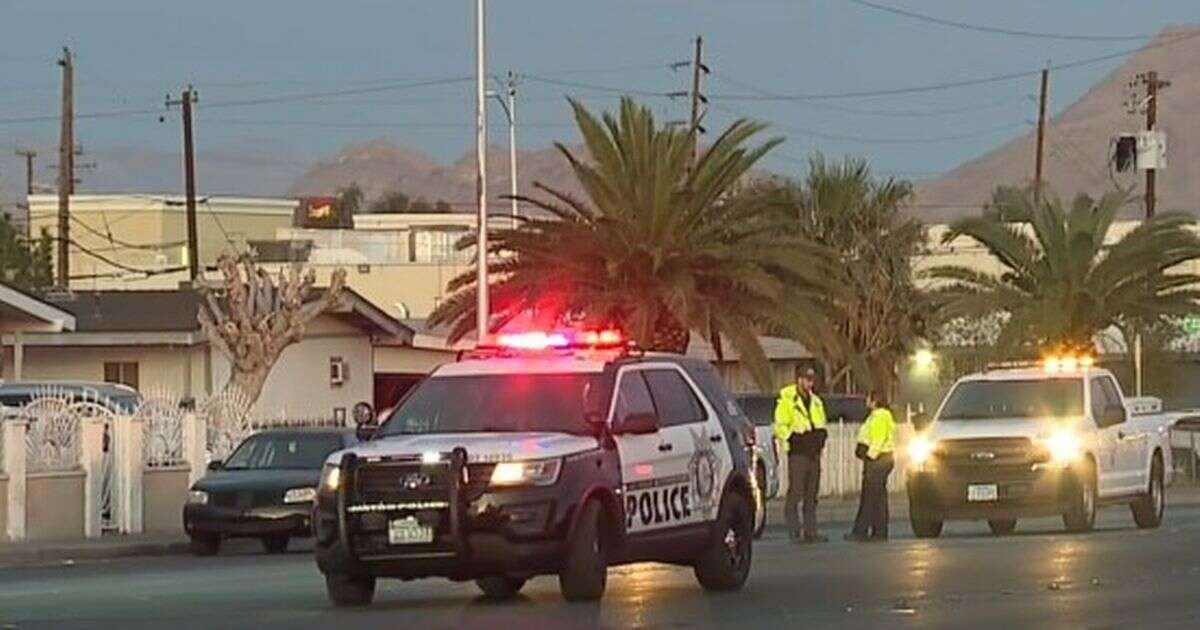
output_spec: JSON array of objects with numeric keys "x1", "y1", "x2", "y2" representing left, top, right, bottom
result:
[{"x1": 937, "y1": 437, "x2": 1035, "y2": 471}]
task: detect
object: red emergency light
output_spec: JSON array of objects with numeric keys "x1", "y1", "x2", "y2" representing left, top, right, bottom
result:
[{"x1": 488, "y1": 328, "x2": 627, "y2": 351}]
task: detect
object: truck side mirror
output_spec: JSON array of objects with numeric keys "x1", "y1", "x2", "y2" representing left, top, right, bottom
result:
[
  {"x1": 616, "y1": 412, "x2": 660, "y2": 435},
  {"x1": 1102, "y1": 404, "x2": 1127, "y2": 427}
]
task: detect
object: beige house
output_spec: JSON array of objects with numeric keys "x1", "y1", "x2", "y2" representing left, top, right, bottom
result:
[
  {"x1": 27, "y1": 193, "x2": 296, "y2": 288},
  {"x1": 0, "y1": 287, "x2": 411, "y2": 420}
]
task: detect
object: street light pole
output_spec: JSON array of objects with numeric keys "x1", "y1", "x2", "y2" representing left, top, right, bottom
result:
[
  {"x1": 488, "y1": 72, "x2": 519, "y2": 225},
  {"x1": 474, "y1": 0, "x2": 489, "y2": 343}
]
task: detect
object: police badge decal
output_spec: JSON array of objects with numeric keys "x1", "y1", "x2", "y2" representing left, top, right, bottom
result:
[{"x1": 688, "y1": 427, "x2": 724, "y2": 519}]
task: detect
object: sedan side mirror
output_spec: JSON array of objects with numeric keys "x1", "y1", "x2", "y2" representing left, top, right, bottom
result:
[
  {"x1": 1102, "y1": 404, "x2": 1127, "y2": 427},
  {"x1": 911, "y1": 412, "x2": 931, "y2": 432},
  {"x1": 207, "y1": 459, "x2": 223, "y2": 472},
  {"x1": 616, "y1": 412, "x2": 660, "y2": 435}
]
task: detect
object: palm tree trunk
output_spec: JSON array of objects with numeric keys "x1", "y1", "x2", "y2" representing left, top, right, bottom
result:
[{"x1": 649, "y1": 310, "x2": 690, "y2": 354}]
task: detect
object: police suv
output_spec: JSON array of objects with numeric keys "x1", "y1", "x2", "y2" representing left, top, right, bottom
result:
[{"x1": 313, "y1": 330, "x2": 756, "y2": 606}]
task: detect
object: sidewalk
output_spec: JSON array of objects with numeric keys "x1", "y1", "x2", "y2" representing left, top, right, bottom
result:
[{"x1": 4, "y1": 485, "x2": 1200, "y2": 568}]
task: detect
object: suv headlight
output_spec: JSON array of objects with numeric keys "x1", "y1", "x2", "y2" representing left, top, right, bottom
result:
[
  {"x1": 188, "y1": 490, "x2": 209, "y2": 505},
  {"x1": 490, "y1": 458, "x2": 563, "y2": 487},
  {"x1": 907, "y1": 437, "x2": 936, "y2": 469},
  {"x1": 284, "y1": 487, "x2": 317, "y2": 504},
  {"x1": 320, "y1": 464, "x2": 341, "y2": 493},
  {"x1": 1045, "y1": 430, "x2": 1081, "y2": 465}
]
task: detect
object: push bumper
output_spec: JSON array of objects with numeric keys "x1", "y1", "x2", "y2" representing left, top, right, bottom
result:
[
  {"x1": 183, "y1": 503, "x2": 314, "y2": 538},
  {"x1": 314, "y1": 450, "x2": 575, "y2": 581},
  {"x1": 907, "y1": 465, "x2": 1073, "y2": 520}
]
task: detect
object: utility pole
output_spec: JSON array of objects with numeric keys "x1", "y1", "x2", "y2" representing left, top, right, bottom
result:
[
  {"x1": 167, "y1": 86, "x2": 200, "y2": 281},
  {"x1": 1141, "y1": 70, "x2": 1169, "y2": 219},
  {"x1": 1033, "y1": 68, "x2": 1049, "y2": 205},
  {"x1": 15, "y1": 149, "x2": 36, "y2": 196},
  {"x1": 56, "y1": 46, "x2": 74, "y2": 287},
  {"x1": 474, "y1": 0, "x2": 490, "y2": 342},
  {"x1": 687, "y1": 36, "x2": 709, "y2": 167}
]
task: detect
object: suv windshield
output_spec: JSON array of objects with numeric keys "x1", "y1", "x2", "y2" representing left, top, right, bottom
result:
[
  {"x1": 939, "y1": 379, "x2": 1084, "y2": 421},
  {"x1": 378, "y1": 373, "x2": 601, "y2": 437},
  {"x1": 224, "y1": 433, "x2": 344, "y2": 470}
]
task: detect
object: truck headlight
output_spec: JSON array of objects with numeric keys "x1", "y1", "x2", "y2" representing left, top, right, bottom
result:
[
  {"x1": 320, "y1": 464, "x2": 341, "y2": 492},
  {"x1": 907, "y1": 437, "x2": 936, "y2": 469},
  {"x1": 1045, "y1": 430, "x2": 1081, "y2": 464},
  {"x1": 188, "y1": 490, "x2": 209, "y2": 505},
  {"x1": 490, "y1": 459, "x2": 562, "y2": 487},
  {"x1": 283, "y1": 487, "x2": 317, "y2": 504}
]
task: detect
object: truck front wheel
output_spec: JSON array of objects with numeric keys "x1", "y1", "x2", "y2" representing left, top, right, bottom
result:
[
  {"x1": 1063, "y1": 460, "x2": 1097, "y2": 533},
  {"x1": 1131, "y1": 453, "x2": 1165, "y2": 529}
]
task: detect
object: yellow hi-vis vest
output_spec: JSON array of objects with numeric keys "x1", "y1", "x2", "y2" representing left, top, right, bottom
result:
[
  {"x1": 857, "y1": 407, "x2": 896, "y2": 460},
  {"x1": 773, "y1": 385, "x2": 827, "y2": 452}
]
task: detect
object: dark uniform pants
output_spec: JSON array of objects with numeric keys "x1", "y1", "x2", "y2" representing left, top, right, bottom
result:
[
  {"x1": 852, "y1": 455, "x2": 894, "y2": 539},
  {"x1": 785, "y1": 453, "x2": 821, "y2": 537}
]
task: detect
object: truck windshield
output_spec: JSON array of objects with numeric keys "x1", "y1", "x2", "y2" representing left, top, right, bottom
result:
[
  {"x1": 939, "y1": 379, "x2": 1084, "y2": 420},
  {"x1": 377, "y1": 373, "x2": 601, "y2": 437}
]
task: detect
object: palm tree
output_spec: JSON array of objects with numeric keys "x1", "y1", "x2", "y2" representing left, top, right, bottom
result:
[
  {"x1": 428, "y1": 98, "x2": 841, "y2": 386},
  {"x1": 737, "y1": 155, "x2": 926, "y2": 393},
  {"x1": 926, "y1": 187, "x2": 1200, "y2": 353}
]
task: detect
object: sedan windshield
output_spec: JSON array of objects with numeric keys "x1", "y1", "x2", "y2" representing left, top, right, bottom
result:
[
  {"x1": 939, "y1": 379, "x2": 1084, "y2": 421},
  {"x1": 223, "y1": 434, "x2": 343, "y2": 470},
  {"x1": 378, "y1": 373, "x2": 601, "y2": 437}
]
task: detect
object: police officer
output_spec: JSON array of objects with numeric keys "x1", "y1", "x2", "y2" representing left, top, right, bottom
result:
[
  {"x1": 774, "y1": 367, "x2": 828, "y2": 543},
  {"x1": 846, "y1": 391, "x2": 897, "y2": 542}
]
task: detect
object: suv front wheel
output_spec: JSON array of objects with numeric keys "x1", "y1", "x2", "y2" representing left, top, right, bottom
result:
[
  {"x1": 325, "y1": 573, "x2": 376, "y2": 607},
  {"x1": 559, "y1": 500, "x2": 608, "y2": 601},
  {"x1": 693, "y1": 491, "x2": 753, "y2": 591}
]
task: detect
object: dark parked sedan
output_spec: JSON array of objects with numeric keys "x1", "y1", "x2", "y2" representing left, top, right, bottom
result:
[{"x1": 183, "y1": 428, "x2": 357, "y2": 556}]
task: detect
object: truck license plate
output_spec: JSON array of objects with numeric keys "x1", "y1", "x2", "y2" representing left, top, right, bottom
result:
[
  {"x1": 388, "y1": 517, "x2": 434, "y2": 545},
  {"x1": 968, "y1": 484, "x2": 998, "y2": 502}
]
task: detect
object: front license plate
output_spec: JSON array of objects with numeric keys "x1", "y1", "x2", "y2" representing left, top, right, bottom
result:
[
  {"x1": 968, "y1": 484, "x2": 999, "y2": 502},
  {"x1": 388, "y1": 517, "x2": 434, "y2": 545}
]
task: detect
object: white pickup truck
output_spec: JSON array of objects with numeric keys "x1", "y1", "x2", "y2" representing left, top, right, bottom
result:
[{"x1": 906, "y1": 362, "x2": 1173, "y2": 537}]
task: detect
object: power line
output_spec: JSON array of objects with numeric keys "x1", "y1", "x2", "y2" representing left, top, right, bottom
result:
[
  {"x1": 845, "y1": 0, "x2": 1154, "y2": 42},
  {"x1": 709, "y1": 71, "x2": 1022, "y2": 117},
  {"x1": 199, "y1": 117, "x2": 575, "y2": 130},
  {"x1": 711, "y1": 102, "x2": 1027, "y2": 145},
  {"x1": 712, "y1": 29, "x2": 1200, "y2": 101},
  {"x1": 521, "y1": 74, "x2": 683, "y2": 98}
]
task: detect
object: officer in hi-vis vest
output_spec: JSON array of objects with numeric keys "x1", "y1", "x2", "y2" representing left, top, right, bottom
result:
[{"x1": 773, "y1": 367, "x2": 828, "y2": 543}]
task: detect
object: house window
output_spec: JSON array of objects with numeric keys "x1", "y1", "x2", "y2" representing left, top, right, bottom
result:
[{"x1": 104, "y1": 362, "x2": 139, "y2": 389}]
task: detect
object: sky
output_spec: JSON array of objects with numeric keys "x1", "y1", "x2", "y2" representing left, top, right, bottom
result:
[{"x1": 0, "y1": 0, "x2": 1196, "y2": 198}]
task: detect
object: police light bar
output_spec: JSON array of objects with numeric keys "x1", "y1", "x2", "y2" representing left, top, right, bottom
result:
[
  {"x1": 1043, "y1": 354, "x2": 1095, "y2": 374},
  {"x1": 484, "y1": 329, "x2": 628, "y2": 352}
]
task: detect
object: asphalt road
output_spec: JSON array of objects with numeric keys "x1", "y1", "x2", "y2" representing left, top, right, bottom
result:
[{"x1": 4, "y1": 502, "x2": 1200, "y2": 629}]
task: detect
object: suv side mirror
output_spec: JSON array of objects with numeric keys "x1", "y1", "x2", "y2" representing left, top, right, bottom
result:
[
  {"x1": 616, "y1": 412, "x2": 660, "y2": 435},
  {"x1": 207, "y1": 459, "x2": 223, "y2": 472},
  {"x1": 911, "y1": 412, "x2": 931, "y2": 432},
  {"x1": 1102, "y1": 404, "x2": 1127, "y2": 427}
]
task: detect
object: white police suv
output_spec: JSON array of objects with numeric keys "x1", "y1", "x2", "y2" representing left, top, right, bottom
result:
[{"x1": 313, "y1": 330, "x2": 756, "y2": 606}]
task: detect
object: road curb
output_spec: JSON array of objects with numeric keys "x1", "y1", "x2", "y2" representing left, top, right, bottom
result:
[{"x1": 0, "y1": 539, "x2": 191, "y2": 567}]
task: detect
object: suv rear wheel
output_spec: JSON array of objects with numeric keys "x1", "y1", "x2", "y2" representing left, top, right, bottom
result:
[
  {"x1": 752, "y1": 464, "x2": 768, "y2": 539},
  {"x1": 694, "y1": 491, "x2": 753, "y2": 591},
  {"x1": 1131, "y1": 453, "x2": 1165, "y2": 529},
  {"x1": 559, "y1": 500, "x2": 608, "y2": 601},
  {"x1": 1063, "y1": 459, "x2": 1097, "y2": 533},
  {"x1": 476, "y1": 576, "x2": 527, "y2": 600},
  {"x1": 325, "y1": 573, "x2": 376, "y2": 607}
]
